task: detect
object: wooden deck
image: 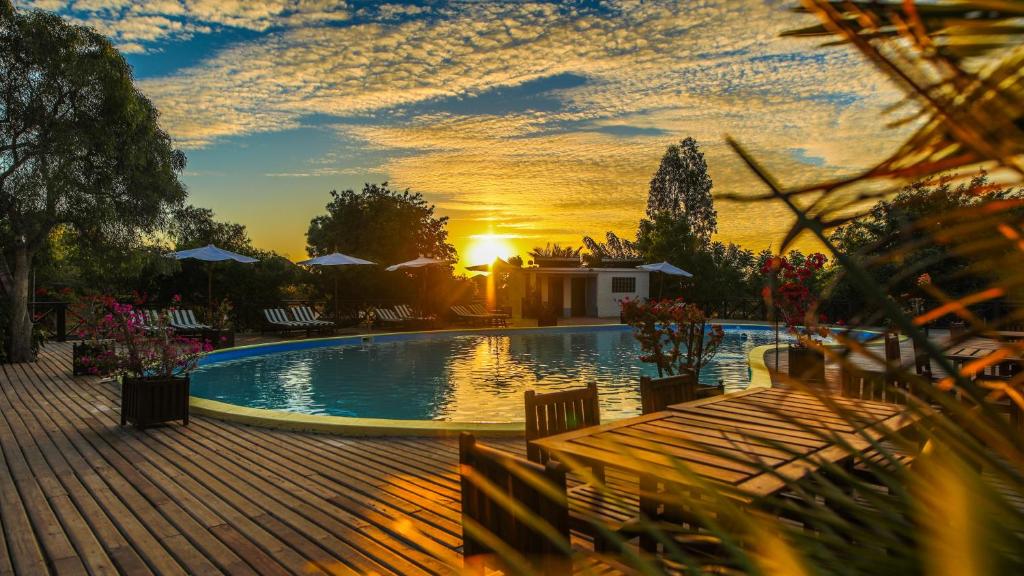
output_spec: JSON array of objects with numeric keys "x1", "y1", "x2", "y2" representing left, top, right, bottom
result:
[{"x1": 0, "y1": 342, "x2": 527, "y2": 576}]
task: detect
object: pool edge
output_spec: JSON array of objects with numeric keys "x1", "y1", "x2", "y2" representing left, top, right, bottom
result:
[
  {"x1": 191, "y1": 322, "x2": 886, "y2": 436},
  {"x1": 746, "y1": 328, "x2": 895, "y2": 389},
  {"x1": 190, "y1": 397, "x2": 526, "y2": 437}
]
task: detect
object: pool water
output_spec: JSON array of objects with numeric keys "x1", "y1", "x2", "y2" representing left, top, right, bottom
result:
[{"x1": 191, "y1": 325, "x2": 799, "y2": 422}]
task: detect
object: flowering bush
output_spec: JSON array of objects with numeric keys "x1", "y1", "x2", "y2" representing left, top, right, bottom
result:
[
  {"x1": 761, "y1": 253, "x2": 829, "y2": 342},
  {"x1": 69, "y1": 293, "x2": 120, "y2": 375},
  {"x1": 103, "y1": 302, "x2": 211, "y2": 378},
  {"x1": 70, "y1": 293, "x2": 119, "y2": 344},
  {"x1": 70, "y1": 294, "x2": 210, "y2": 378},
  {"x1": 620, "y1": 298, "x2": 725, "y2": 378},
  {"x1": 210, "y1": 298, "x2": 233, "y2": 331}
]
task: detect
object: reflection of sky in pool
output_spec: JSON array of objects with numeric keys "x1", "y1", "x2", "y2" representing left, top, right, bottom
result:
[{"x1": 190, "y1": 326, "x2": 799, "y2": 422}]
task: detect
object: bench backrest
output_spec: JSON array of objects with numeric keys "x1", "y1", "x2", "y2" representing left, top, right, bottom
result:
[
  {"x1": 640, "y1": 371, "x2": 697, "y2": 414},
  {"x1": 524, "y1": 383, "x2": 600, "y2": 465},
  {"x1": 459, "y1": 433, "x2": 570, "y2": 575}
]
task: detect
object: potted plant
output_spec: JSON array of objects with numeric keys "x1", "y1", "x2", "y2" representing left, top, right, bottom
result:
[
  {"x1": 106, "y1": 303, "x2": 211, "y2": 428},
  {"x1": 69, "y1": 293, "x2": 119, "y2": 376},
  {"x1": 621, "y1": 297, "x2": 726, "y2": 394},
  {"x1": 209, "y1": 298, "x2": 235, "y2": 349},
  {"x1": 762, "y1": 253, "x2": 830, "y2": 384}
]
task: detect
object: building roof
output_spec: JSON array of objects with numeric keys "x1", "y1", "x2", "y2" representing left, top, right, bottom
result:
[{"x1": 526, "y1": 267, "x2": 649, "y2": 275}]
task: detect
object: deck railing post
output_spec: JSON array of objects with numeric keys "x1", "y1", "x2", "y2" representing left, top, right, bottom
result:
[{"x1": 56, "y1": 303, "x2": 66, "y2": 342}]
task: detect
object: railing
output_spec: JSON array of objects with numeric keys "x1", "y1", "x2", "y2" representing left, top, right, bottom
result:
[{"x1": 32, "y1": 301, "x2": 70, "y2": 342}]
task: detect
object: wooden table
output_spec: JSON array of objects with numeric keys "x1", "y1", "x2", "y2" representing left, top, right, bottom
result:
[
  {"x1": 531, "y1": 388, "x2": 913, "y2": 548},
  {"x1": 945, "y1": 337, "x2": 1023, "y2": 377}
]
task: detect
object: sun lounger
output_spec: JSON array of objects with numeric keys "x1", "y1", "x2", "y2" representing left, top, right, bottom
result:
[
  {"x1": 263, "y1": 308, "x2": 314, "y2": 334},
  {"x1": 139, "y1": 309, "x2": 164, "y2": 332},
  {"x1": 468, "y1": 303, "x2": 509, "y2": 325},
  {"x1": 169, "y1": 309, "x2": 213, "y2": 332},
  {"x1": 451, "y1": 305, "x2": 492, "y2": 326},
  {"x1": 374, "y1": 307, "x2": 411, "y2": 327},
  {"x1": 290, "y1": 306, "x2": 335, "y2": 330},
  {"x1": 395, "y1": 304, "x2": 435, "y2": 322}
]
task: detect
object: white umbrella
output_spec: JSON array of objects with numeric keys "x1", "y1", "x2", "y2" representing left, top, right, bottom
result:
[
  {"x1": 297, "y1": 252, "x2": 376, "y2": 319},
  {"x1": 637, "y1": 261, "x2": 692, "y2": 299},
  {"x1": 386, "y1": 255, "x2": 450, "y2": 272},
  {"x1": 165, "y1": 244, "x2": 258, "y2": 307},
  {"x1": 386, "y1": 256, "x2": 451, "y2": 311},
  {"x1": 637, "y1": 262, "x2": 692, "y2": 277}
]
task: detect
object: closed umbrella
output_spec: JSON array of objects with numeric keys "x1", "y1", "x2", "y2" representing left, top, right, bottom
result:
[
  {"x1": 164, "y1": 244, "x2": 258, "y2": 308},
  {"x1": 297, "y1": 252, "x2": 376, "y2": 319},
  {"x1": 637, "y1": 261, "x2": 692, "y2": 299}
]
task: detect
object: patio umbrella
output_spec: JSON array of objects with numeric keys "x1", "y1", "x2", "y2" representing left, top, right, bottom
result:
[
  {"x1": 465, "y1": 257, "x2": 511, "y2": 272},
  {"x1": 386, "y1": 256, "x2": 451, "y2": 311},
  {"x1": 637, "y1": 261, "x2": 692, "y2": 299},
  {"x1": 385, "y1": 255, "x2": 450, "y2": 272},
  {"x1": 164, "y1": 244, "x2": 258, "y2": 308},
  {"x1": 297, "y1": 252, "x2": 376, "y2": 319}
]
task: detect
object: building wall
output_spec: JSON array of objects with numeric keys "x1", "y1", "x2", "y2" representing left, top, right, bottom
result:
[
  {"x1": 530, "y1": 269, "x2": 650, "y2": 318},
  {"x1": 595, "y1": 271, "x2": 649, "y2": 317}
]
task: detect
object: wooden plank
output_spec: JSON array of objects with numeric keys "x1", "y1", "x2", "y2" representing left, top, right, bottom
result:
[
  {"x1": 15, "y1": 359, "x2": 251, "y2": 576},
  {"x1": 0, "y1": 399, "x2": 50, "y2": 575},
  {"x1": 0, "y1": 367, "x2": 86, "y2": 574},
  {"x1": 25, "y1": 352, "x2": 337, "y2": 569},
  {"x1": 31, "y1": 364, "x2": 354, "y2": 576},
  {"x1": 56, "y1": 365, "x2": 445, "y2": 576}
]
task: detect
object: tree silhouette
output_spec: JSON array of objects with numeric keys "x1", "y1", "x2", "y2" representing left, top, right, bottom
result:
[{"x1": 646, "y1": 137, "x2": 717, "y2": 245}]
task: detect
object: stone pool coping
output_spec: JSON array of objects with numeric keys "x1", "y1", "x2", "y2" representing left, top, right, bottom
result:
[
  {"x1": 747, "y1": 328, "x2": 898, "y2": 389},
  {"x1": 190, "y1": 322, "x2": 885, "y2": 436}
]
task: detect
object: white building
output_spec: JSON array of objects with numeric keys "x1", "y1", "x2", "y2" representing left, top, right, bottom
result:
[{"x1": 523, "y1": 266, "x2": 650, "y2": 318}]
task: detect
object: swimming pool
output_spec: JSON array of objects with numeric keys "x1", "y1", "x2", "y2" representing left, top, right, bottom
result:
[{"x1": 191, "y1": 324, "x2": 810, "y2": 423}]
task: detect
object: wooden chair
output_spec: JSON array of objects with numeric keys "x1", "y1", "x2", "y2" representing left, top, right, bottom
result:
[
  {"x1": 639, "y1": 371, "x2": 724, "y2": 414},
  {"x1": 525, "y1": 383, "x2": 601, "y2": 467},
  {"x1": 640, "y1": 373, "x2": 696, "y2": 414},
  {"x1": 840, "y1": 365, "x2": 911, "y2": 405},
  {"x1": 459, "y1": 433, "x2": 571, "y2": 575},
  {"x1": 524, "y1": 384, "x2": 642, "y2": 552}
]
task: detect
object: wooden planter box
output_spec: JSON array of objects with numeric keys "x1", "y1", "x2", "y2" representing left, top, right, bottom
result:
[
  {"x1": 788, "y1": 345, "x2": 825, "y2": 385},
  {"x1": 72, "y1": 341, "x2": 115, "y2": 376},
  {"x1": 120, "y1": 375, "x2": 190, "y2": 428}
]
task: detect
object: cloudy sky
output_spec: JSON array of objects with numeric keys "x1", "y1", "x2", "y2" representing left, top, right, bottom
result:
[{"x1": 20, "y1": 0, "x2": 911, "y2": 266}]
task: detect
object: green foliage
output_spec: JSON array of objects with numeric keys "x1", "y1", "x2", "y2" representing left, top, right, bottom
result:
[
  {"x1": 528, "y1": 243, "x2": 583, "y2": 260},
  {"x1": 825, "y1": 174, "x2": 1023, "y2": 322},
  {"x1": 307, "y1": 183, "x2": 455, "y2": 263},
  {"x1": 305, "y1": 183, "x2": 463, "y2": 308},
  {"x1": 646, "y1": 137, "x2": 717, "y2": 245},
  {"x1": 635, "y1": 212, "x2": 766, "y2": 304},
  {"x1": 0, "y1": 6, "x2": 186, "y2": 246},
  {"x1": 582, "y1": 231, "x2": 641, "y2": 266},
  {"x1": 0, "y1": 3, "x2": 185, "y2": 360},
  {"x1": 170, "y1": 205, "x2": 252, "y2": 253},
  {"x1": 153, "y1": 206, "x2": 307, "y2": 329}
]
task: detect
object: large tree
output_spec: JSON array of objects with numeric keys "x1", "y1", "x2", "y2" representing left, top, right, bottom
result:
[
  {"x1": 0, "y1": 3, "x2": 186, "y2": 361},
  {"x1": 307, "y1": 182, "x2": 455, "y2": 263},
  {"x1": 306, "y1": 183, "x2": 459, "y2": 307},
  {"x1": 826, "y1": 174, "x2": 1023, "y2": 317},
  {"x1": 646, "y1": 137, "x2": 717, "y2": 245}
]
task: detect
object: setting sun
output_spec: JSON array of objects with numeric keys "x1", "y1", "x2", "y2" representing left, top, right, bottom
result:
[{"x1": 466, "y1": 234, "x2": 515, "y2": 267}]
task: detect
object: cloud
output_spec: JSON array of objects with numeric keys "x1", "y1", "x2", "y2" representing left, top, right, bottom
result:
[
  {"x1": 22, "y1": 0, "x2": 922, "y2": 255},
  {"x1": 14, "y1": 0, "x2": 350, "y2": 51}
]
